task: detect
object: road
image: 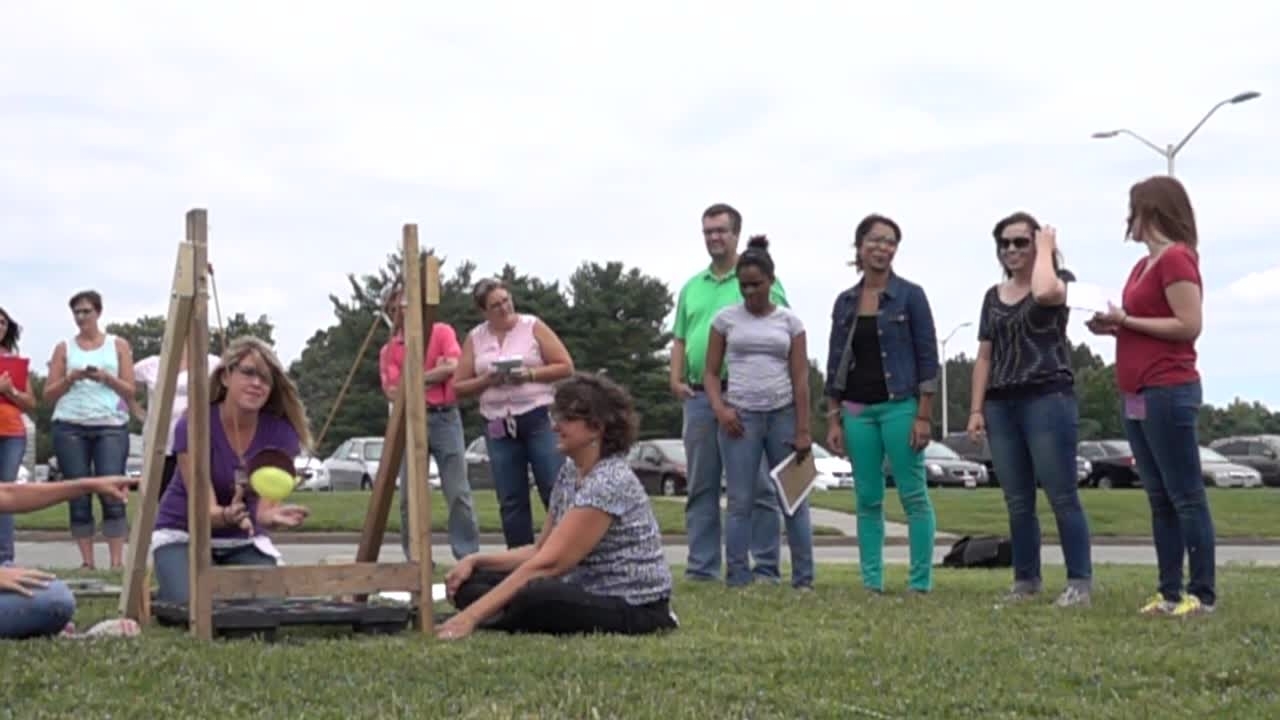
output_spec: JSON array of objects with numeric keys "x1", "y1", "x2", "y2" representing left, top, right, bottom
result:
[{"x1": 16, "y1": 541, "x2": 1280, "y2": 569}]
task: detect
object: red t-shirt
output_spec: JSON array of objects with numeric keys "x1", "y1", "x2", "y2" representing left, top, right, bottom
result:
[
  {"x1": 1114, "y1": 243, "x2": 1202, "y2": 394},
  {"x1": 378, "y1": 323, "x2": 462, "y2": 406}
]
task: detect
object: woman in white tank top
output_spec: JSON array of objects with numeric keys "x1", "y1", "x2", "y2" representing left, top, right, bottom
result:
[
  {"x1": 453, "y1": 278, "x2": 575, "y2": 549},
  {"x1": 43, "y1": 290, "x2": 136, "y2": 570}
]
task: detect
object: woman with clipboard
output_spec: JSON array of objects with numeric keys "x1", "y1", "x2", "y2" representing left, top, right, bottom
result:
[
  {"x1": 0, "y1": 307, "x2": 38, "y2": 565},
  {"x1": 702, "y1": 236, "x2": 815, "y2": 590}
]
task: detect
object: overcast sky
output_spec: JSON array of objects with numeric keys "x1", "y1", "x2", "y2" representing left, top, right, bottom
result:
[{"x1": 3, "y1": 2, "x2": 1276, "y2": 408}]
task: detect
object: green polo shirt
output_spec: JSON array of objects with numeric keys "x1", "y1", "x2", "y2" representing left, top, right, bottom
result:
[{"x1": 672, "y1": 266, "x2": 789, "y2": 385}]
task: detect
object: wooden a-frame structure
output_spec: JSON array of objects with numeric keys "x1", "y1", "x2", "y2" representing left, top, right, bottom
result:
[{"x1": 118, "y1": 208, "x2": 437, "y2": 639}]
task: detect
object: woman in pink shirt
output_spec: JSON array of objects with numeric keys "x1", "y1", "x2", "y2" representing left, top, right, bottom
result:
[
  {"x1": 379, "y1": 287, "x2": 480, "y2": 561},
  {"x1": 454, "y1": 278, "x2": 575, "y2": 548}
]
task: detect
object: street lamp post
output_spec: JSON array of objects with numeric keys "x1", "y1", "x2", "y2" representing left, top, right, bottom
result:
[
  {"x1": 1091, "y1": 91, "x2": 1260, "y2": 176},
  {"x1": 939, "y1": 321, "x2": 973, "y2": 437}
]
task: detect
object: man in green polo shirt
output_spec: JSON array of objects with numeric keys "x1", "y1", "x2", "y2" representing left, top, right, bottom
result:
[{"x1": 669, "y1": 202, "x2": 786, "y2": 583}]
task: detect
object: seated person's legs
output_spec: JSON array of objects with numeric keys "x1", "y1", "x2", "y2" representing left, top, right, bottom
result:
[
  {"x1": 0, "y1": 568, "x2": 76, "y2": 640},
  {"x1": 153, "y1": 542, "x2": 278, "y2": 604},
  {"x1": 452, "y1": 572, "x2": 675, "y2": 636}
]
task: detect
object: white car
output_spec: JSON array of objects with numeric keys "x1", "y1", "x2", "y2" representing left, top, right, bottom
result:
[
  {"x1": 811, "y1": 444, "x2": 852, "y2": 491},
  {"x1": 295, "y1": 454, "x2": 330, "y2": 491}
]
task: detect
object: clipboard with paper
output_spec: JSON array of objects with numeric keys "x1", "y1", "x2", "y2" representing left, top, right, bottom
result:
[{"x1": 769, "y1": 449, "x2": 819, "y2": 516}]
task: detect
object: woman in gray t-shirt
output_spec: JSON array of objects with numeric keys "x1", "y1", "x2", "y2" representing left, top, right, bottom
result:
[
  {"x1": 436, "y1": 373, "x2": 677, "y2": 640},
  {"x1": 702, "y1": 235, "x2": 815, "y2": 589}
]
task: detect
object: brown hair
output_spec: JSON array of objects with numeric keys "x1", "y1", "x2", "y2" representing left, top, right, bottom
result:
[
  {"x1": 471, "y1": 278, "x2": 507, "y2": 311},
  {"x1": 701, "y1": 203, "x2": 742, "y2": 235},
  {"x1": 552, "y1": 372, "x2": 639, "y2": 459},
  {"x1": 68, "y1": 290, "x2": 103, "y2": 313},
  {"x1": 211, "y1": 336, "x2": 314, "y2": 452},
  {"x1": 1128, "y1": 175, "x2": 1199, "y2": 251}
]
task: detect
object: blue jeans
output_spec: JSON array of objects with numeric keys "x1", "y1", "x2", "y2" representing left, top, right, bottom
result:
[
  {"x1": 719, "y1": 405, "x2": 814, "y2": 588},
  {"x1": 1123, "y1": 381, "x2": 1216, "y2": 606},
  {"x1": 984, "y1": 390, "x2": 1093, "y2": 589},
  {"x1": 0, "y1": 563, "x2": 76, "y2": 639},
  {"x1": 486, "y1": 406, "x2": 563, "y2": 548},
  {"x1": 152, "y1": 542, "x2": 277, "y2": 604},
  {"x1": 0, "y1": 435, "x2": 26, "y2": 564},
  {"x1": 682, "y1": 392, "x2": 781, "y2": 581},
  {"x1": 398, "y1": 407, "x2": 480, "y2": 560},
  {"x1": 51, "y1": 421, "x2": 129, "y2": 540}
]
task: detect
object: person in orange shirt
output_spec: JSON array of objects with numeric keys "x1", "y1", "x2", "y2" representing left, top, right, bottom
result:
[
  {"x1": 379, "y1": 287, "x2": 480, "y2": 560},
  {"x1": 0, "y1": 306, "x2": 37, "y2": 566}
]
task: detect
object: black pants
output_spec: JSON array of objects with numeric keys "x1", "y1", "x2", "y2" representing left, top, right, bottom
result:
[{"x1": 453, "y1": 570, "x2": 677, "y2": 636}]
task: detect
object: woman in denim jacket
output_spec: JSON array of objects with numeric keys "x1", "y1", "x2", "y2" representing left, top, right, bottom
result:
[{"x1": 824, "y1": 214, "x2": 940, "y2": 595}]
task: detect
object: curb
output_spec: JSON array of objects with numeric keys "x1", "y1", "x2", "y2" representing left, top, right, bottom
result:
[{"x1": 15, "y1": 530, "x2": 1280, "y2": 547}]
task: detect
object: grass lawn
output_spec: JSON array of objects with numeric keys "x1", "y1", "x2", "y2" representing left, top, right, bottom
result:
[
  {"x1": 14, "y1": 490, "x2": 842, "y2": 536},
  {"x1": 5, "y1": 564, "x2": 1279, "y2": 718},
  {"x1": 807, "y1": 487, "x2": 1280, "y2": 539}
]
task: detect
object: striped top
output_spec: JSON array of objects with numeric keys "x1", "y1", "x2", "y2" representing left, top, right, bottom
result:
[
  {"x1": 978, "y1": 285, "x2": 1073, "y2": 394},
  {"x1": 52, "y1": 334, "x2": 129, "y2": 426}
]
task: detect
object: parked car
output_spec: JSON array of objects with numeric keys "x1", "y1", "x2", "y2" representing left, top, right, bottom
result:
[
  {"x1": 1208, "y1": 435, "x2": 1280, "y2": 487},
  {"x1": 627, "y1": 439, "x2": 688, "y2": 496},
  {"x1": 1076, "y1": 456, "x2": 1092, "y2": 484},
  {"x1": 295, "y1": 453, "x2": 330, "y2": 491},
  {"x1": 1077, "y1": 440, "x2": 1140, "y2": 489},
  {"x1": 811, "y1": 444, "x2": 851, "y2": 490},
  {"x1": 1199, "y1": 446, "x2": 1263, "y2": 488},
  {"x1": 885, "y1": 441, "x2": 987, "y2": 488},
  {"x1": 323, "y1": 436, "x2": 437, "y2": 491},
  {"x1": 942, "y1": 432, "x2": 997, "y2": 485}
]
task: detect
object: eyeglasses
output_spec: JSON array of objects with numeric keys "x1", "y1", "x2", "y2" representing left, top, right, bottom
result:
[
  {"x1": 549, "y1": 409, "x2": 587, "y2": 425},
  {"x1": 486, "y1": 295, "x2": 512, "y2": 312},
  {"x1": 862, "y1": 235, "x2": 899, "y2": 248},
  {"x1": 996, "y1": 236, "x2": 1032, "y2": 251},
  {"x1": 232, "y1": 364, "x2": 273, "y2": 387}
]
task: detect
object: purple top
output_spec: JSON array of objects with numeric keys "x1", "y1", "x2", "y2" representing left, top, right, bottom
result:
[{"x1": 154, "y1": 403, "x2": 301, "y2": 539}]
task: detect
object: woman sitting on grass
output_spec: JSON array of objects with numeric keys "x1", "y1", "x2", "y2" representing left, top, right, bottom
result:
[
  {"x1": 151, "y1": 337, "x2": 313, "y2": 604},
  {"x1": 436, "y1": 372, "x2": 677, "y2": 640},
  {"x1": 0, "y1": 476, "x2": 135, "y2": 639}
]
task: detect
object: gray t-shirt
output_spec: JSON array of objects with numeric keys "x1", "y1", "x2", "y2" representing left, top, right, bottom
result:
[
  {"x1": 712, "y1": 303, "x2": 805, "y2": 412},
  {"x1": 548, "y1": 455, "x2": 673, "y2": 605}
]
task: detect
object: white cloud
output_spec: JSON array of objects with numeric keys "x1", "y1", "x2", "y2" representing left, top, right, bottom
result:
[{"x1": 2, "y1": 0, "x2": 1277, "y2": 408}]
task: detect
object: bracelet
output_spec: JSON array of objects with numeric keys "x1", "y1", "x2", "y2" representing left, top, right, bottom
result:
[
  {"x1": 970, "y1": 410, "x2": 983, "y2": 417},
  {"x1": 826, "y1": 408, "x2": 841, "y2": 417}
]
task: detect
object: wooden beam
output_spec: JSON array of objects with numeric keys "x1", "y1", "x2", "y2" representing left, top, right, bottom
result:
[
  {"x1": 205, "y1": 562, "x2": 425, "y2": 599},
  {"x1": 185, "y1": 209, "x2": 214, "y2": 641},
  {"x1": 401, "y1": 227, "x2": 434, "y2": 634},
  {"x1": 118, "y1": 243, "x2": 196, "y2": 621},
  {"x1": 354, "y1": 391, "x2": 405, "y2": 567}
]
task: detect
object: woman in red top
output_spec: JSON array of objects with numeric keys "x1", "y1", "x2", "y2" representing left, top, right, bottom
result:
[{"x1": 1087, "y1": 175, "x2": 1215, "y2": 618}]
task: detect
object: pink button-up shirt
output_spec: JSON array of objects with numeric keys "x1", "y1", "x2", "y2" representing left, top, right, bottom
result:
[{"x1": 379, "y1": 322, "x2": 462, "y2": 407}]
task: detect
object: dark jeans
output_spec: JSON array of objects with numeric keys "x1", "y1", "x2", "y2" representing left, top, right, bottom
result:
[
  {"x1": 985, "y1": 389, "x2": 1093, "y2": 588},
  {"x1": 152, "y1": 542, "x2": 278, "y2": 604},
  {"x1": 453, "y1": 569, "x2": 677, "y2": 636},
  {"x1": 1123, "y1": 381, "x2": 1216, "y2": 606},
  {"x1": 0, "y1": 435, "x2": 25, "y2": 564},
  {"x1": 51, "y1": 421, "x2": 129, "y2": 539},
  {"x1": 485, "y1": 406, "x2": 563, "y2": 548}
]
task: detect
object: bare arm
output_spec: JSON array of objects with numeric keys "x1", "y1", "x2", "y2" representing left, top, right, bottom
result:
[
  {"x1": 453, "y1": 508, "x2": 612, "y2": 625},
  {"x1": 469, "y1": 512, "x2": 555, "y2": 573},
  {"x1": 451, "y1": 335, "x2": 492, "y2": 399},
  {"x1": 0, "y1": 377, "x2": 36, "y2": 413},
  {"x1": 1030, "y1": 235, "x2": 1067, "y2": 306},
  {"x1": 702, "y1": 329, "x2": 729, "y2": 415},
  {"x1": 669, "y1": 338, "x2": 688, "y2": 391},
  {"x1": 529, "y1": 320, "x2": 574, "y2": 384},
  {"x1": 0, "y1": 476, "x2": 134, "y2": 514},
  {"x1": 175, "y1": 451, "x2": 244, "y2": 530},
  {"x1": 788, "y1": 331, "x2": 811, "y2": 442},
  {"x1": 102, "y1": 337, "x2": 137, "y2": 400},
  {"x1": 970, "y1": 341, "x2": 993, "y2": 416},
  {"x1": 1121, "y1": 281, "x2": 1202, "y2": 342},
  {"x1": 42, "y1": 343, "x2": 76, "y2": 404},
  {"x1": 424, "y1": 358, "x2": 457, "y2": 386}
]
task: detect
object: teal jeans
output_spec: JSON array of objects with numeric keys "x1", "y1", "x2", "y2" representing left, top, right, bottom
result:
[{"x1": 842, "y1": 396, "x2": 936, "y2": 592}]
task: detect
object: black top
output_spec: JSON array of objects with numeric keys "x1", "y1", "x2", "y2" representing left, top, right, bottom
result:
[
  {"x1": 978, "y1": 286, "x2": 1074, "y2": 400},
  {"x1": 842, "y1": 315, "x2": 889, "y2": 404}
]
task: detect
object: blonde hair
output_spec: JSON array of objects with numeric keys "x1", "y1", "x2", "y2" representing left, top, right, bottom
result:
[{"x1": 209, "y1": 336, "x2": 314, "y2": 452}]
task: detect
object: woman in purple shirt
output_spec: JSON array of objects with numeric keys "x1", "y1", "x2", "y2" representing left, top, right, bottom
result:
[{"x1": 151, "y1": 337, "x2": 314, "y2": 604}]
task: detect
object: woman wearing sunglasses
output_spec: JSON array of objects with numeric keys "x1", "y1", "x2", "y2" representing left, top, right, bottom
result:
[{"x1": 968, "y1": 212, "x2": 1093, "y2": 607}]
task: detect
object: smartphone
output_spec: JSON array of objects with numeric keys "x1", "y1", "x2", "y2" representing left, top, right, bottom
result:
[{"x1": 84, "y1": 365, "x2": 98, "y2": 374}]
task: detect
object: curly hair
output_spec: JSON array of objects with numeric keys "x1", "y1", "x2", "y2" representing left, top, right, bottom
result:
[{"x1": 552, "y1": 372, "x2": 639, "y2": 458}]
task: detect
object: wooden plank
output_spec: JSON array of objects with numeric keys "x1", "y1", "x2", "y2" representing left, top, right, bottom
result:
[
  {"x1": 118, "y1": 243, "x2": 196, "y2": 621},
  {"x1": 401, "y1": 229, "x2": 434, "y2": 634},
  {"x1": 205, "y1": 562, "x2": 425, "y2": 599},
  {"x1": 354, "y1": 392, "x2": 405, "y2": 568},
  {"x1": 185, "y1": 208, "x2": 214, "y2": 640}
]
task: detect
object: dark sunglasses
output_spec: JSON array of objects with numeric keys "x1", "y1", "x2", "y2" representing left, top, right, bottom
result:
[{"x1": 996, "y1": 236, "x2": 1032, "y2": 251}]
